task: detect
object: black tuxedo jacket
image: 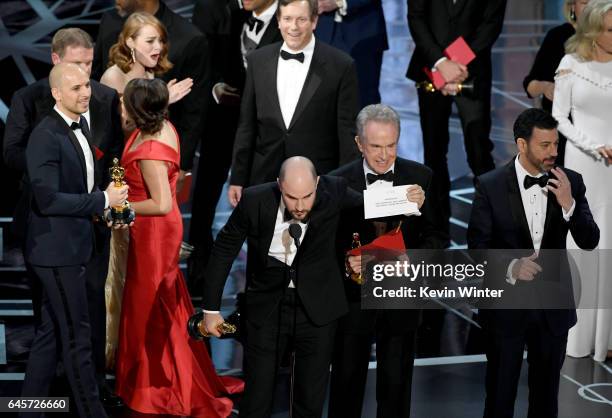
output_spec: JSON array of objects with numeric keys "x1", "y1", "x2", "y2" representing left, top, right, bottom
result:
[
  {"x1": 4, "y1": 78, "x2": 122, "y2": 242},
  {"x1": 25, "y1": 111, "x2": 106, "y2": 267},
  {"x1": 203, "y1": 175, "x2": 361, "y2": 327},
  {"x1": 330, "y1": 158, "x2": 447, "y2": 331},
  {"x1": 230, "y1": 40, "x2": 360, "y2": 187},
  {"x1": 406, "y1": 0, "x2": 506, "y2": 92},
  {"x1": 192, "y1": 0, "x2": 282, "y2": 93},
  {"x1": 93, "y1": 0, "x2": 210, "y2": 170},
  {"x1": 467, "y1": 159, "x2": 599, "y2": 336}
]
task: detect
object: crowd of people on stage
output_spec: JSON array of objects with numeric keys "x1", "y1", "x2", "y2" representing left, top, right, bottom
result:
[{"x1": 2, "y1": 0, "x2": 612, "y2": 417}]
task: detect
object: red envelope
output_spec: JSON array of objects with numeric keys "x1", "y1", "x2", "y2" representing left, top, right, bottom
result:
[
  {"x1": 94, "y1": 146, "x2": 104, "y2": 161},
  {"x1": 445, "y1": 36, "x2": 476, "y2": 66},
  {"x1": 347, "y1": 228, "x2": 406, "y2": 257},
  {"x1": 423, "y1": 36, "x2": 475, "y2": 88}
]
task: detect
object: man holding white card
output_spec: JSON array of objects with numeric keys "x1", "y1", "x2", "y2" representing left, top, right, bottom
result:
[{"x1": 327, "y1": 104, "x2": 447, "y2": 418}]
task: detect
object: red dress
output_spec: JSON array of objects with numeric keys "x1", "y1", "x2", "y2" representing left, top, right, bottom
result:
[{"x1": 116, "y1": 126, "x2": 243, "y2": 417}]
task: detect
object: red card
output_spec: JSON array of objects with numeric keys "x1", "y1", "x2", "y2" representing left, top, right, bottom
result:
[
  {"x1": 444, "y1": 36, "x2": 476, "y2": 66},
  {"x1": 423, "y1": 67, "x2": 446, "y2": 89}
]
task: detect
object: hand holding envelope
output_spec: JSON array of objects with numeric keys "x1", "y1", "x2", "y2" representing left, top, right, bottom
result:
[
  {"x1": 364, "y1": 185, "x2": 423, "y2": 220},
  {"x1": 423, "y1": 36, "x2": 476, "y2": 89}
]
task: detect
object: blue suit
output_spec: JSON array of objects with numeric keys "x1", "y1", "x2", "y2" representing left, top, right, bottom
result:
[{"x1": 315, "y1": 0, "x2": 388, "y2": 106}]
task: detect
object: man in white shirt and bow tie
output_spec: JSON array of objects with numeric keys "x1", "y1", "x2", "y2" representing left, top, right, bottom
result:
[{"x1": 227, "y1": 0, "x2": 360, "y2": 207}]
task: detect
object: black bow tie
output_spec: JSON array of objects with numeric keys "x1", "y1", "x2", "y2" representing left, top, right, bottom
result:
[
  {"x1": 523, "y1": 174, "x2": 549, "y2": 189},
  {"x1": 246, "y1": 16, "x2": 264, "y2": 34},
  {"x1": 366, "y1": 171, "x2": 394, "y2": 185},
  {"x1": 70, "y1": 116, "x2": 92, "y2": 141},
  {"x1": 280, "y1": 50, "x2": 305, "y2": 63}
]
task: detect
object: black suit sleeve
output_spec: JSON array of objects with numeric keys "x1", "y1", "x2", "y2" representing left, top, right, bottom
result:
[
  {"x1": 229, "y1": 54, "x2": 257, "y2": 186},
  {"x1": 3, "y1": 89, "x2": 32, "y2": 172},
  {"x1": 26, "y1": 129, "x2": 105, "y2": 217},
  {"x1": 407, "y1": 0, "x2": 446, "y2": 67},
  {"x1": 171, "y1": 34, "x2": 212, "y2": 171},
  {"x1": 417, "y1": 172, "x2": 448, "y2": 249},
  {"x1": 467, "y1": 0, "x2": 506, "y2": 56},
  {"x1": 202, "y1": 193, "x2": 251, "y2": 310},
  {"x1": 567, "y1": 172, "x2": 600, "y2": 250},
  {"x1": 466, "y1": 177, "x2": 493, "y2": 250},
  {"x1": 337, "y1": 61, "x2": 360, "y2": 165}
]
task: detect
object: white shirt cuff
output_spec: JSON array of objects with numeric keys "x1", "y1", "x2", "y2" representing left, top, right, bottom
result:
[
  {"x1": 334, "y1": 0, "x2": 347, "y2": 22},
  {"x1": 433, "y1": 57, "x2": 448, "y2": 72},
  {"x1": 505, "y1": 259, "x2": 518, "y2": 285},
  {"x1": 212, "y1": 82, "x2": 224, "y2": 104},
  {"x1": 103, "y1": 191, "x2": 109, "y2": 209},
  {"x1": 562, "y1": 199, "x2": 575, "y2": 221},
  {"x1": 203, "y1": 309, "x2": 220, "y2": 314}
]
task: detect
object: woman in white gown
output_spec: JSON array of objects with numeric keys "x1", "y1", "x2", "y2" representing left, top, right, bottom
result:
[{"x1": 552, "y1": 0, "x2": 612, "y2": 362}]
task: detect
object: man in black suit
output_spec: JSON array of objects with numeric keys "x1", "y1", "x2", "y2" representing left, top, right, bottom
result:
[
  {"x1": 188, "y1": 0, "x2": 282, "y2": 289},
  {"x1": 227, "y1": 0, "x2": 360, "y2": 207},
  {"x1": 3, "y1": 28, "x2": 123, "y2": 403},
  {"x1": 93, "y1": 0, "x2": 210, "y2": 178},
  {"x1": 22, "y1": 63, "x2": 128, "y2": 418},
  {"x1": 407, "y1": 0, "x2": 507, "y2": 243},
  {"x1": 328, "y1": 104, "x2": 447, "y2": 418},
  {"x1": 315, "y1": 0, "x2": 388, "y2": 106},
  {"x1": 467, "y1": 109, "x2": 599, "y2": 418},
  {"x1": 202, "y1": 156, "x2": 360, "y2": 417}
]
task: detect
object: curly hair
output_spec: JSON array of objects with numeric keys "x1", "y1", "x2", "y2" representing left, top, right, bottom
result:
[
  {"x1": 108, "y1": 12, "x2": 172, "y2": 76},
  {"x1": 123, "y1": 78, "x2": 169, "y2": 135},
  {"x1": 566, "y1": 0, "x2": 612, "y2": 60}
]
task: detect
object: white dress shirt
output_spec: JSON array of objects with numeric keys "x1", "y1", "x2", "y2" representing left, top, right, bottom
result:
[
  {"x1": 269, "y1": 199, "x2": 309, "y2": 287},
  {"x1": 54, "y1": 106, "x2": 108, "y2": 208},
  {"x1": 54, "y1": 106, "x2": 95, "y2": 192},
  {"x1": 506, "y1": 155, "x2": 575, "y2": 284},
  {"x1": 277, "y1": 36, "x2": 316, "y2": 129}
]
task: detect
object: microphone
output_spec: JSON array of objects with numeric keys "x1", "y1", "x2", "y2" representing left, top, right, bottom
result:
[{"x1": 288, "y1": 223, "x2": 302, "y2": 248}]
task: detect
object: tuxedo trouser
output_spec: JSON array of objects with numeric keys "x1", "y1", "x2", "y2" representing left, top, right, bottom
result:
[
  {"x1": 329, "y1": 302, "x2": 417, "y2": 418},
  {"x1": 21, "y1": 264, "x2": 107, "y2": 418},
  {"x1": 417, "y1": 86, "x2": 495, "y2": 237},
  {"x1": 25, "y1": 227, "x2": 109, "y2": 392},
  {"x1": 240, "y1": 289, "x2": 337, "y2": 418},
  {"x1": 483, "y1": 312, "x2": 567, "y2": 418},
  {"x1": 188, "y1": 101, "x2": 239, "y2": 290}
]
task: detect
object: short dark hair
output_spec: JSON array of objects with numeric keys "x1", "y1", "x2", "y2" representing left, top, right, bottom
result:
[
  {"x1": 123, "y1": 78, "x2": 169, "y2": 134},
  {"x1": 51, "y1": 28, "x2": 94, "y2": 57},
  {"x1": 277, "y1": 0, "x2": 318, "y2": 20},
  {"x1": 513, "y1": 108, "x2": 558, "y2": 143}
]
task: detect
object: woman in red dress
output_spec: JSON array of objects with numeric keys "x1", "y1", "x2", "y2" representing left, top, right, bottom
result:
[{"x1": 115, "y1": 78, "x2": 243, "y2": 416}]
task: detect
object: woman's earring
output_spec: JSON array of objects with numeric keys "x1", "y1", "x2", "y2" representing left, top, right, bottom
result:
[
  {"x1": 130, "y1": 48, "x2": 135, "y2": 63},
  {"x1": 570, "y1": 8, "x2": 576, "y2": 22}
]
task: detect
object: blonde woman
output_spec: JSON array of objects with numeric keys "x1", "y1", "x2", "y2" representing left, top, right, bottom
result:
[{"x1": 553, "y1": 0, "x2": 612, "y2": 362}]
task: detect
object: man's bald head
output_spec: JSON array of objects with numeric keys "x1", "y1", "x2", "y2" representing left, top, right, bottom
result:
[
  {"x1": 50, "y1": 62, "x2": 91, "y2": 119},
  {"x1": 277, "y1": 157, "x2": 319, "y2": 221}
]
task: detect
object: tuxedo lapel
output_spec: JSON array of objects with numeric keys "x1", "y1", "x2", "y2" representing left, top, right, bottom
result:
[
  {"x1": 261, "y1": 185, "x2": 281, "y2": 260},
  {"x1": 51, "y1": 111, "x2": 89, "y2": 188},
  {"x1": 262, "y1": 48, "x2": 285, "y2": 128},
  {"x1": 450, "y1": 0, "x2": 468, "y2": 17},
  {"x1": 288, "y1": 43, "x2": 324, "y2": 130},
  {"x1": 258, "y1": 16, "x2": 280, "y2": 47},
  {"x1": 88, "y1": 91, "x2": 104, "y2": 148},
  {"x1": 349, "y1": 159, "x2": 367, "y2": 192},
  {"x1": 541, "y1": 190, "x2": 561, "y2": 247},
  {"x1": 505, "y1": 160, "x2": 534, "y2": 249}
]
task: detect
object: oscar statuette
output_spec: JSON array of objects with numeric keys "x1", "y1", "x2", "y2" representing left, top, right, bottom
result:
[{"x1": 106, "y1": 158, "x2": 135, "y2": 225}]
